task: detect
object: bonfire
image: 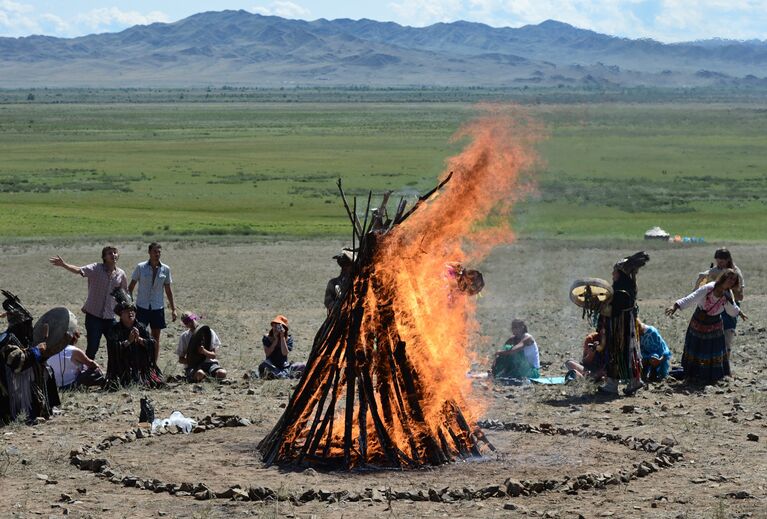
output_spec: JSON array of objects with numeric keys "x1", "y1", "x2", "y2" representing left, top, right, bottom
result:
[{"x1": 259, "y1": 109, "x2": 539, "y2": 469}]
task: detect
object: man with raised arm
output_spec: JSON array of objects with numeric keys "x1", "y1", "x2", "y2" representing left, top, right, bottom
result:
[{"x1": 49, "y1": 245, "x2": 127, "y2": 360}]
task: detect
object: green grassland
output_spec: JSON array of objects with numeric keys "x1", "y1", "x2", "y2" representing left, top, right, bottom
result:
[{"x1": 1, "y1": 93, "x2": 766, "y2": 241}]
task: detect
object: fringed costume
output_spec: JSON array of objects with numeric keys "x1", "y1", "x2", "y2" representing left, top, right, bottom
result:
[
  {"x1": 603, "y1": 278, "x2": 642, "y2": 384},
  {"x1": 105, "y1": 321, "x2": 163, "y2": 388},
  {"x1": 104, "y1": 288, "x2": 164, "y2": 389},
  {"x1": 1, "y1": 291, "x2": 60, "y2": 425},
  {"x1": 599, "y1": 252, "x2": 649, "y2": 395}
]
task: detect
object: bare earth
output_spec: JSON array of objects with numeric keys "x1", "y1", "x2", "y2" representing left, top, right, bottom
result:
[{"x1": 1, "y1": 239, "x2": 766, "y2": 519}]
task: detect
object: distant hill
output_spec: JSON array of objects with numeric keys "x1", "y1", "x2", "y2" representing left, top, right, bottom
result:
[{"x1": 1, "y1": 10, "x2": 766, "y2": 88}]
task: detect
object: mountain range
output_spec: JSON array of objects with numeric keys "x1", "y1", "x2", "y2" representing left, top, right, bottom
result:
[{"x1": 2, "y1": 10, "x2": 766, "y2": 88}]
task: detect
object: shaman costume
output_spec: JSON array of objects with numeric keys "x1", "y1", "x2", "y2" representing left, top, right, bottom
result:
[
  {"x1": 603, "y1": 270, "x2": 642, "y2": 382},
  {"x1": 105, "y1": 320, "x2": 163, "y2": 388},
  {"x1": 601, "y1": 252, "x2": 649, "y2": 395},
  {"x1": 1, "y1": 291, "x2": 60, "y2": 425},
  {"x1": 104, "y1": 288, "x2": 163, "y2": 389}
]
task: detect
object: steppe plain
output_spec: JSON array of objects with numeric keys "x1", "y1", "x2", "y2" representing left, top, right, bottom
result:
[{"x1": 1, "y1": 90, "x2": 766, "y2": 518}]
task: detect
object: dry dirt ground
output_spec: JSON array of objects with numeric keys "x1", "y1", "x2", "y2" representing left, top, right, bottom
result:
[{"x1": 1, "y1": 239, "x2": 766, "y2": 519}]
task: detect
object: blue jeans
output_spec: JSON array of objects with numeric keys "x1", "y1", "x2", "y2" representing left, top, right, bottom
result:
[{"x1": 84, "y1": 313, "x2": 115, "y2": 359}]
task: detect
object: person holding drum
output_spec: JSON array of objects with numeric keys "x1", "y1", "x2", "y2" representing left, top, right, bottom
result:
[{"x1": 176, "y1": 311, "x2": 227, "y2": 382}]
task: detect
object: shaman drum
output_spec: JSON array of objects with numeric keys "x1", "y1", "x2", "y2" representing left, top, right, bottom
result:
[
  {"x1": 185, "y1": 325, "x2": 213, "y2": 369},
  {"x1": 569, "y1": 278, "x2": 613, "y2": 309},
  {"x1": 33, "y1": 307, "x2": 78, "y2": 360}
]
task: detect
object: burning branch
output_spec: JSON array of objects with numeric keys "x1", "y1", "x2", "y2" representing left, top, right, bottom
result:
[{"x1": 259, "y1": 108, "x2": 539, "y2": 470}]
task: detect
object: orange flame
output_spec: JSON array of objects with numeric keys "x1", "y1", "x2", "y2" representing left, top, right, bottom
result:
[
  {"x1": 370, "y1": 105, "x2": 540, "y2": 438},
  {"x1": 260, "y1": 106, "x2": 541, "y2": 468}
]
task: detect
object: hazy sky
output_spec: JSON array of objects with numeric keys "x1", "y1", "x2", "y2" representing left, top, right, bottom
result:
[{"x1": 1, "y1": 0, "x2": 766, "y2": 42}]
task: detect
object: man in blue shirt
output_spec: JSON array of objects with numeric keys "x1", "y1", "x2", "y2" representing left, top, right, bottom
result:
[{"x1": 128, "y1": 243, "x2": 176, "y2": 362}]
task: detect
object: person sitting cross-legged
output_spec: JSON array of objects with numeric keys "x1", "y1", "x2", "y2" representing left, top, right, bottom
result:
[
  {"x1": 105, "y1": 290, "x2": 164, "y2": 389},
  {"x1": 176, "y1": 312, "x2": 227, "y2": 383},
  {"x1": 492, "y1": 319, "x2": 541, "y2": 381},
  {"x1": 258, "y1": 315, "x2": 305, "y2": 380}
]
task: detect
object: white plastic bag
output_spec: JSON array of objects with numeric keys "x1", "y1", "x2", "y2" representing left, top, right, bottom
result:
[{"x1": 151, "y1": 411, "x2": 197, "y2": 434}]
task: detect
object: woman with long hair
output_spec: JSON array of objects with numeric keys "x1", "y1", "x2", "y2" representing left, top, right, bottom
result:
[
  {"x1": 694, "y1": 248, "x2": 745, "y2": 363},
  {"x1": 667, "y1": 269, "x2": 747, "y2": 384}
]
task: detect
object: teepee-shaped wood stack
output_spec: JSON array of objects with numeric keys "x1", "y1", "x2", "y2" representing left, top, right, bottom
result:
[{"x1": 258, "y1": 178, "x2": 492, "y2": 470}]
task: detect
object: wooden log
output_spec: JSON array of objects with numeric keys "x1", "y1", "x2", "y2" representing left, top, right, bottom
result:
[
  {"x1": 341, "y1": 277, "x2": 370, "y2": 467},
  {"x1": 360, "y1": 190, "x2": 373, "y2": 235},
  {"x1": 446, "y1": 425, "x2": 470, "y2": 457},
  {"x1": 356, "y1": 374, "x2": 368, "y2": 463},
  {"x1": 398, "y1": 172, "x2": 453, "y2": 224},
  {"x1": 297, "y1": 364, "x2": 338, "y2": 464},
  {"x1": 452, "y1": 403, "x2": 482, "y2": 457},
  {"x1": 342, "y1": 346, "x2": 357, "y2": 467},
  {"x1": 357, "y1": 360, "x2": 404, "y2": 467},
  {"x1": 260, "y1": 318, "x2": 348, "y2": 462},
  {"x1": 392, "y1": 197, "x2": 408, "y2": 225},
  {"x1": 392, "y1": 196, "x2": 407, "y2": 227},
  {"x1": 423, "y1": 435, "x2": 447, "y2": 465},
  {"x1": 379, "y1": 191, "x2": 392, "y2": 220},
  {"x1": 320, "y1": 369, "x2": 342, "y2": 459},
  {"x1": 381, "y1": 336, "x2": 421, "y2": 463},
  {"x1": 337, "y1": 178, "x2": 363, "y2": 238},
  {"x1": 392, "y1": 340, "x2": 426, "y2": 422}
]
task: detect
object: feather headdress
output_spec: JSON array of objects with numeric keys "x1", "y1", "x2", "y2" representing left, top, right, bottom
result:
[
  {"x1": 614, "y1": 251, "x2": 650, "y2": 278},
  {"x1": 2, "y1": 289, "x2": 34, "y2": 345},
  {"x1": 111, "y1": 287, "x2": 136, "y2": 314}
]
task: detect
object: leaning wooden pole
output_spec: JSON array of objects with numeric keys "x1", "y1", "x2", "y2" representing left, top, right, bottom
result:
[{"x1": 259, "y1": 173, "x2": 489, "y2": 470}]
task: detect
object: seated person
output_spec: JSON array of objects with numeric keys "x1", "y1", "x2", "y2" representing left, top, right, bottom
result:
[
  {"x1": 176, "y1": 312, "x2": 227, "y2": 382},
  {"x1": 565, "y1": 331, "x2": 608, "y2": 381},
  {"x1": 637, "y1": 318, "x2": 671, "y2": 382},
  {"x1": 491, "y1": 319, "x2": 540, "y2": 380},
  {"x1": 1, "y1": 290, "x2": 60, "y2": 424},
  {"x1": 259, "y1": 315, "x2": 305, "y2": 380},
  {"x1": 46, "y1": 330, "x2": 105, "y2": 389},
  {"x1": 105, "y1": 291, "x2": 164, "y2": 388}
]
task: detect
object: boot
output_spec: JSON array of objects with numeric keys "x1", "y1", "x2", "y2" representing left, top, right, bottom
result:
[
  {"x1": 624, "y1": 378, "x2": 644, "y2": 396},
  {"x1": 598, "y1": 377, "x2": 619, "y2": 395},
  {"x1": 139, "y1": 396, "x2": 155, "y2": 423}
]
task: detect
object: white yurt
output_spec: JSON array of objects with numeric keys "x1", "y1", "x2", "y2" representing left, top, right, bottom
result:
[{"x1": 644, "y1": 226, "x2": 670, "y2": 240}]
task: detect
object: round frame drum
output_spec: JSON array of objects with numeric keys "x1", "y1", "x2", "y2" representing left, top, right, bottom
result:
[{"x1": 33, "y1": 307, "x2": 78, "y2": 359}]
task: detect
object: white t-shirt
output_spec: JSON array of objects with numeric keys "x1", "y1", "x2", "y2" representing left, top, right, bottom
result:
[
  {"x1": 523, "y1": 339, "x2": 541, "y2": 369},
  {"x1": 47, "y1": 345, "x2": 84, "y2": 388},
  {"x1": 176, "y1": 327, "x2": 221, "y2": 358}
]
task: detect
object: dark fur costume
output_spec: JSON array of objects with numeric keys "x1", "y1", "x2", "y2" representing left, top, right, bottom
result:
[
  {"x1": 1, "y1": 291, "x2": 60, "y2": 425},
  {"x1": 105, "y1": 320, "x2": 163, "y2": 389}
]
